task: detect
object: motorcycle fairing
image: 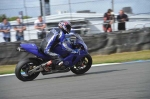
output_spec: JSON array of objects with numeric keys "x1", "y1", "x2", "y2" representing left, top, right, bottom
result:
[{"x1": 20, "y1": 43, "x2": 51, "y2": 60}]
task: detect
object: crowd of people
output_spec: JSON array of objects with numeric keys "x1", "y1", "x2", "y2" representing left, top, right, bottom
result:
[
  {"x1": 0, "y1": 16, "x2": 47, "y2": 42},
  {"x1": 103, "y1": 9, "x2": 129, "y2": 33},
  {"x1": 0, "y1": 9, "x2": 129, "y2": 42}
]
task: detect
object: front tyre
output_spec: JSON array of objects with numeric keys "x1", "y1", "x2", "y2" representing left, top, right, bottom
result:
[
  {"x1": 70, "y1": 54, "x2": 92, "y2": 75},
  {"x1": 15, "y1": 58, "x2": 40, "y2": 81}
]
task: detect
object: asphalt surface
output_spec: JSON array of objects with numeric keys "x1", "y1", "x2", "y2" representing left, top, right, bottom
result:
[{"x1": 0, "y1": 62, "x2": 150, "y2": 99}]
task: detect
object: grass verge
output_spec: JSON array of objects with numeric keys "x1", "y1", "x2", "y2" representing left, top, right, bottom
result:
[
  {"x1": 0, "y1": 65, "x2": 16, "y2": 75},
  {"x1": 1, "y1": 50, "x2": 150, "y2": 75}
]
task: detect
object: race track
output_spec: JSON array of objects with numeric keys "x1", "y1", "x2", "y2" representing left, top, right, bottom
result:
[{"x1": 0, "y1": 62, "x2": 150, "y2": 99}]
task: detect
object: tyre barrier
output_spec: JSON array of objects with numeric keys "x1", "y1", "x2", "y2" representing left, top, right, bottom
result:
[{"x1": 0, "y1": 28, "x2": 150, "y2": 65}]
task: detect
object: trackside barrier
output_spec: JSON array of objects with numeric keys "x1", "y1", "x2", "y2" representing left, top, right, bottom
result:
[{"x1": 0, "y1": 27, "x2": 150, "y2": 65}]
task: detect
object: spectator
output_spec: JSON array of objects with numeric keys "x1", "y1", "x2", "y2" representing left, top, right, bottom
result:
[
  {"x1": 0, "y1": 18, "x2": 11, "y2": 42},
  {"x1": 34, "y1": 16, "x2": 46, "y2": 39},
  {"x1": 117, "y1": 10, "x2": 129, "y2": 30},
  {"x1": 14, "y1": 17, "x2": 26, "y2": 41},
  {"x1": 103, "y1": 9, "x2": 114, "y2": 33}
]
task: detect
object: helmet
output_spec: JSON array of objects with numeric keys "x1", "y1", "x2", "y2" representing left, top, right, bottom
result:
[{"x1": 58, "y1": 20, "x2": 71, "y2": 34}]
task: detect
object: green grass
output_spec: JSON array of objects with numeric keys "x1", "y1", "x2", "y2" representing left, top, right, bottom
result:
[
  {"x1": 1, "y1": 50, "x2": 150, "y2": 75},
  {"x1": 0, "y1": 65, "x2": 15, "y2": 75},
  {"x1": 92, "y1": 50, "x2": 150, "y2": 64}
]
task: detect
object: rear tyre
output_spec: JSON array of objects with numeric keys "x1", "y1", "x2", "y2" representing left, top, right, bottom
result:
[
  {"x1": 70, "y1": 54, "x2": 92, "y2": 75},
  {"x1": 15, "y1": 58, "x2": 40, "y2": 81}
]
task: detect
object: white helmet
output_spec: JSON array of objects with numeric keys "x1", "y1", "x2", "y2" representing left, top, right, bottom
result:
[{"x1": 58, "y1": 20, "x2": 71, "y2": 33}]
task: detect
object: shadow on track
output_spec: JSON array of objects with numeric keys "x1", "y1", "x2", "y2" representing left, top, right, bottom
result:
[{"x1": 34, "y1": 69, "x2": 127, "y2": 81}]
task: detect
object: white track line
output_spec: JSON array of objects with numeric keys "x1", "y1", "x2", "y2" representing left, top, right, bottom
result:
[
  {"x1": 0, "y1": 63, "x2": 121, "y2": 78},
  {"x1": 92, "y1": 63, "x2": 121, "y2": 67},
  {"x1": 0, "y1": 73, "x2": 15, "y2": 77}
]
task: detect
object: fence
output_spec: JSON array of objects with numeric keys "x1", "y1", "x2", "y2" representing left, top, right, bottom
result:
[
  {"x1": 0, "y1": 19, "x2": 150, "y2": 43},
  {"x1": 1, "y1": 0, "x2": 150, "y2": 17},
  {"x1": 0, "y1": 0, "x2": 150, "y2": 42}
]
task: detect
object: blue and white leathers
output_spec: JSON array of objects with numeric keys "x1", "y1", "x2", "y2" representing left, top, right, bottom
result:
[
  {"x1": 43, "y1": 28, "x2": 74, "y2": 57},
  {"x1": 44, "y1": 29, "x2": 60, "y2": 56}
]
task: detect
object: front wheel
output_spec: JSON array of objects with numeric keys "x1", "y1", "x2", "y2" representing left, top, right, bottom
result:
[
  {"x1": 15, "y1": 58, "x2": 40, "y2": 81},
  {"x1": 70, "y1": 54, "x2": 92, "y2": 75}
]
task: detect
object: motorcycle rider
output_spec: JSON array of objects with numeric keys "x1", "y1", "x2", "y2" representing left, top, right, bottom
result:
[{"x1": 40, "y1": 20, "x2": 77, "y2": 71}]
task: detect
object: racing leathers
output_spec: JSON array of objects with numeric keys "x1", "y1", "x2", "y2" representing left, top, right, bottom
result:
[{"x1": 40, "y1": 28, "x2": 76, "y2": 69}]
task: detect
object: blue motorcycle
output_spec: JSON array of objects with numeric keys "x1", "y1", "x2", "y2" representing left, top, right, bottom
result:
[{"x1": 15, "y1": 32, "x2": 92, "y2": 81}]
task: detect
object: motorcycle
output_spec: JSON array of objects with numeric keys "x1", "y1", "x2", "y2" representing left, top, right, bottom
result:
[{"x1": 15, "y1": 32, "x2": 92, "y2": 81}]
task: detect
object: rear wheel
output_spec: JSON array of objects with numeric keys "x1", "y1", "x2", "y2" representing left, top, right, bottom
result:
[
  {"x1": 70, "y1": 54, "x2": 92, "y2": 75},
  {"x1": 15, "y1": 58, "x2": 40, "y2": 81}
]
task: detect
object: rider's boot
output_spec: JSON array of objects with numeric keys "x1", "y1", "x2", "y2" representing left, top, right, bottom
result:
[
  {"x1": 57, "y1": 61, "x2": 65, "y2": 70},
  {"x1": 54, "y1": 60, "x2": 65, "y2": 70}
]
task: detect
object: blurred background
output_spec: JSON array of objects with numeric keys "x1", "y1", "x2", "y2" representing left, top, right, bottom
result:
[{"x1": 0, "y1": 0, "x2": 150, "y2": 42}]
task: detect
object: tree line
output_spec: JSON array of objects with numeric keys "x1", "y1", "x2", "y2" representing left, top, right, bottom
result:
[{"x1": 0, "y1": 14, "x2": 31, "y2": 22}]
